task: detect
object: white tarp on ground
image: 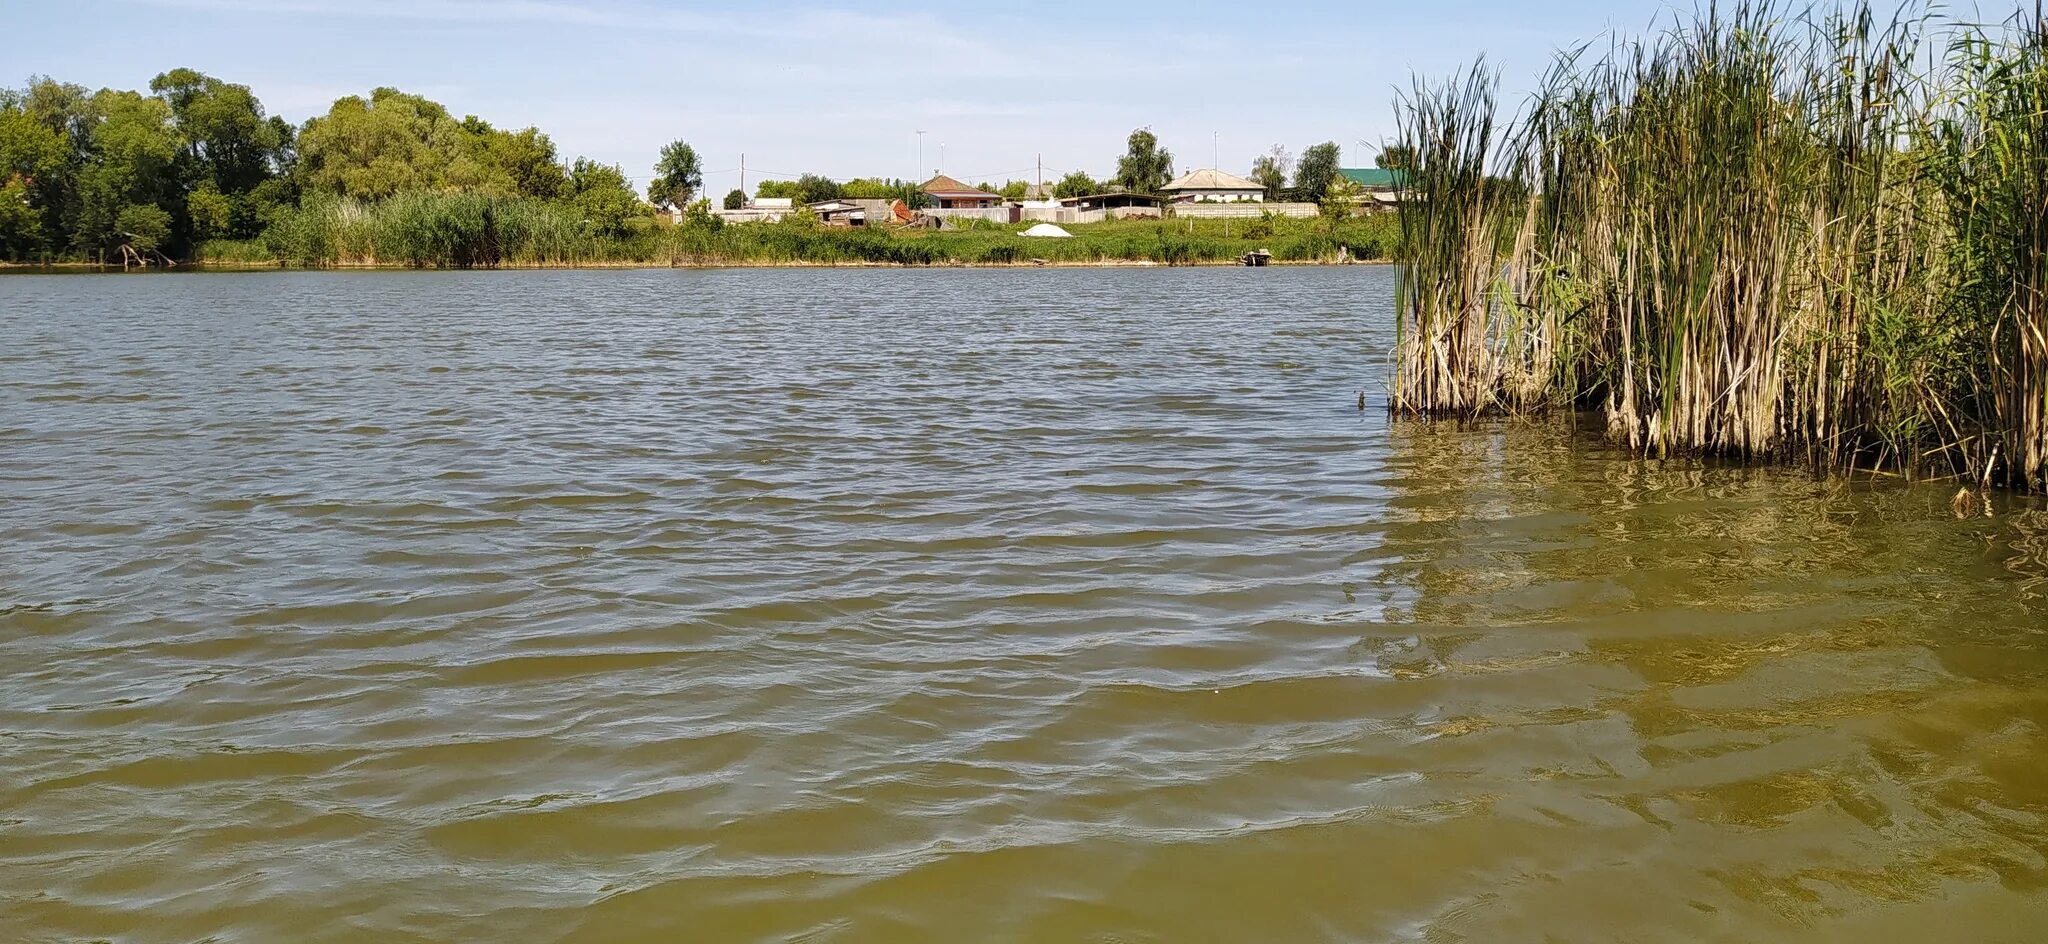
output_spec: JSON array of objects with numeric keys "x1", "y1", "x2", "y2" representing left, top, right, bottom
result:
[{"x1": 1020, "y1": 223, "x2": 1074, "y2": 238}]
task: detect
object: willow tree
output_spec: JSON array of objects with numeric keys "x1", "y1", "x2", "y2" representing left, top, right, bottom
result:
[{"x1": 1115, "y1": 128, "x2": 1172, "y2": 192}]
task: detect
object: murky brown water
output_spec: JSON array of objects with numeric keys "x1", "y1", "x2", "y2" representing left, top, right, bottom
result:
[{"x1": 3, "y1": 267, "x2": 2048, "y2": 943}]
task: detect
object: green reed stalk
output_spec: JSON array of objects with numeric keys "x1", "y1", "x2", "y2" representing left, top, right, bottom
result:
[
  {"x1": 1937, "y1": 3, "x2": 2048, "y2": 488},
  {"x1": 1391, "y1": 0, "x2": 2048, "y2": 491},
  {"x1": 1391, "y1": 61, "x2": 1544, "y2": 414}
]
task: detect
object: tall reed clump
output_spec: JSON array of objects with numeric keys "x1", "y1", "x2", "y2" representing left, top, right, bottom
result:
[
  {"x1": 1390, "y1": 61, "x2": 1543, "y2": 414},
  {"x1": 1391, "y1": 1, "x2": 2048, "y2": 491},
  {"x1": 260, "y1": 191, "x2": 653, "y2": 267},
  {"x1": 1938, "y1": 4, "x2": 2048, "y2": 487}
]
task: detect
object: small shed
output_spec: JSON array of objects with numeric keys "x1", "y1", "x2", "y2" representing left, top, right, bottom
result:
[{"x1": 808, "y1": 200, "x2": 867, "y2": 226}]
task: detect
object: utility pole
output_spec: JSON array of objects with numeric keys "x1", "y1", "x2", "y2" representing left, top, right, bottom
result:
[
  {"x1": 916, "y1": 130, "x2": 926, "y2": 182},
  {"x1": 1214, "y1": 131, "x2": 1219, "y2": 171},
  {"x1": 1037, "y1": 153, "x2": 1042, "y2": 192}
]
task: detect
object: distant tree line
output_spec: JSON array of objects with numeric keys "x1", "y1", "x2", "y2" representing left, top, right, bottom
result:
[
  {"x1": 0, "y1": 72, "x2": 657, "y2": 261},
  {"x1": 750, "y1": 174, "x2": 929, "y2": 208},
  {"x1": 0, "y1": 68, "x2": 1398, "y2": 262}
]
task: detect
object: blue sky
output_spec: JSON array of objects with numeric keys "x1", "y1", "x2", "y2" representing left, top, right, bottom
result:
[{"x1": 5, "y1": 0, "x2": 1978, "y2": 193}]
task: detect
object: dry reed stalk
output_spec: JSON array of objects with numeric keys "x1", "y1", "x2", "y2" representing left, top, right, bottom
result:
[{"x1": 1390, "y1": 0, "x2": 2048, "y2": 491}]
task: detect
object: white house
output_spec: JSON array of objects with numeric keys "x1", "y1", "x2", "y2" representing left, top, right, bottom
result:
[{"x1": 1159, "y1": 168, "x2": 1267, "y2": 203}]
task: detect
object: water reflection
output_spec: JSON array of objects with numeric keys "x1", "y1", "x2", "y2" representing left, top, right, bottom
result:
[
  {"x1": 1370, "y1": 413, "x2": 2048, "y2": 940},
  {"x1": 1999, "y1": 508, "x2": 2048, "y2": 600}
]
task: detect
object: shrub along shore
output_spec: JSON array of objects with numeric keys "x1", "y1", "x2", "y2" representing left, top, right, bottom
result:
[
  {"x1": 188, "y1": 203, "x2": 1397, "y2": 269},
  {"x1": 1392, "y1": 1, "x2": 2048, "y2": 492}
]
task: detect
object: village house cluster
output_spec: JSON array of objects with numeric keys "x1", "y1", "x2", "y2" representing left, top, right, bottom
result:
[{"x1": 705, "y1": 165, "x2": 1405, "y2": 227}]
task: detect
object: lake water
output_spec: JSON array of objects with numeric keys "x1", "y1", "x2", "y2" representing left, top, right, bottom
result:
[{"x1": 3, "y1": 267, "x2": 2047, "y2": 943}]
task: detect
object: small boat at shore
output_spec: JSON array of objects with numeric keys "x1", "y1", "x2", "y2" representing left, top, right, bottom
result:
[{"x1": 1239, "y1": 249, "x2": 1271, "y2": 267}]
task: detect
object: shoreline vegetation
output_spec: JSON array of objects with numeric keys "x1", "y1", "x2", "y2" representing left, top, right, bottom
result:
[
  {"x1": 186, "y1": 211, "x2": 1398, "y2": 269},
  {"x1": 1, "y1": 256, "x2": 1385, "y2": 271},
  {"x1": 1, "y1": 73, "x2": 1397, "y2": 270},
  {"x1": 1391, "y1": 1, "x2": 2048, "y2": 493}
]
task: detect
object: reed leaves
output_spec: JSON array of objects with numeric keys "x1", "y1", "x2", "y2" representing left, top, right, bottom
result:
[{"x1": 1392, "y1": 1, "x2": 2048, "y2": 491}]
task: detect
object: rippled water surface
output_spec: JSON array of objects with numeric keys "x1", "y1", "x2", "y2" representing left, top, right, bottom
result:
[{"x1": 4, "y1": 267, "x2": 2048, "y2": 943}]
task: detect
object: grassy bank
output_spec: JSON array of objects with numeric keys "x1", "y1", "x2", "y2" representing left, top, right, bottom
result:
[
  {"x1": 1393, "y1": 1, "x2": 2048, "y2": 492},
  {"x1": 195, "y1": 195, "x2": 1399, "y2": 268}
]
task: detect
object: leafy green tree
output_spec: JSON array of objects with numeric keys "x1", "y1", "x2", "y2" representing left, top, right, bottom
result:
[
  {"x1": 21, "y1": 80, "x2": 95, "y2": 232},
  {"x1": 115, "y1": 202, "x2": 171, "y2": 253},
  {"x1": 150, "y1": 68, "x2": 283, "y2": 194},
  {"x1": 1115, "y1": 128, "x2": 1173, "y2": 192},
  {"x1": 1376, "y1": 145, "x2": 1414, "y2": 170},
  {"x1": 147, "y1": 69, "x2": 298, "y2": 244},
  {"x1": 682, "y1": 197, "x2": 721, "y2": 230},
  {"x1": 1053, "y1": 171, "x2": 1097, "y2": 199},
  {"x1": 1321, "y1": 173, "x2": 1362, "y2": 221},
  {"x1": 1251, "y1": 145, "x2": 1290, "y2": 201},
  {"x1": 757, "y1": 174, "x2": 842, "y2": 204},
  {"x1": 0, "y1": 107, "x2": 66, "y2": 182},
  {"x1": 5, "y1": 72, "x2": 292, "y2": 258},
  {"x1": 298, "y1": 89, "x2": 567, "y2": 203},
  {"x1": 242, "y1": 174, "x2": 299, "y2": 234},
  {"x1": 839, "y1": 178, "x2": 892, "y2": 199},
  {"x1": 70, "y1": 90, "x2": 182, "y2": 255},
  {"x1": 0, "y1": 102, "x2": 67, "y2": 258},
  {"x1": 267, "y1": 116, "x2": 297, "y2": 170},
  {"x1": 186, "y1": 181, "x2": 231, "y2": 240},
  {"x1": 841, "y1": 177, "x2": 926, "y2": 206},
  {"x1": 21, "y1": 78, "x2": 93, "y2": 147},
  {"x1": 795, "y1": 173, "x2": 842, "y2": 204},
  {"x1": 723, "y1": 188, "x2": 745, "y2": 210},
  {"x1": 297, "y1": 88, "x2": 467, "y2": 199},
  {"x1": 468, "y1": 122, "x2": 565, "y2": 199},
  {"x1": 647, "y1": 139, "x2": 701, "y2": 209},
  {"x1": 8, "y1": 79, "x2": 93, "y2": 256},
  {"x1": 999, "y1": 180, "x2": 1028, "y2": 200},
  {"x1": 566, "y1": 157, "x2": 643, "y2": 236},
  {"x1": 0, "y1": 176, "x2": 44, "y2": 258},
  {"x1": 1294, "y1": 141, "x2": 1341, "y2": 204}
]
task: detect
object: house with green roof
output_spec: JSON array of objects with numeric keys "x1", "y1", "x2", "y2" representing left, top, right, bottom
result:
[
  {"x1": 1338, "y1": 167, "x2": 1408, "y2": 190},
  {"x1": 1338, "y1": 167, "x2": 1409, "y2": 211}
]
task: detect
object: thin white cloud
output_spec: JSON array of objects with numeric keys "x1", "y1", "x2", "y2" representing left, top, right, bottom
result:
[
  {"x1": 126, "y1": 0, "x2": 779, "y2": 36},
  {"x1": 123, "y1": 0, "x2": 1235, "y2": 83}
]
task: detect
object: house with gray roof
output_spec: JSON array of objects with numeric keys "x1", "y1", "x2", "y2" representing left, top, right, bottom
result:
[{"x1": 1160, "y1": 168, "x2": 1267, "y2": 203}]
